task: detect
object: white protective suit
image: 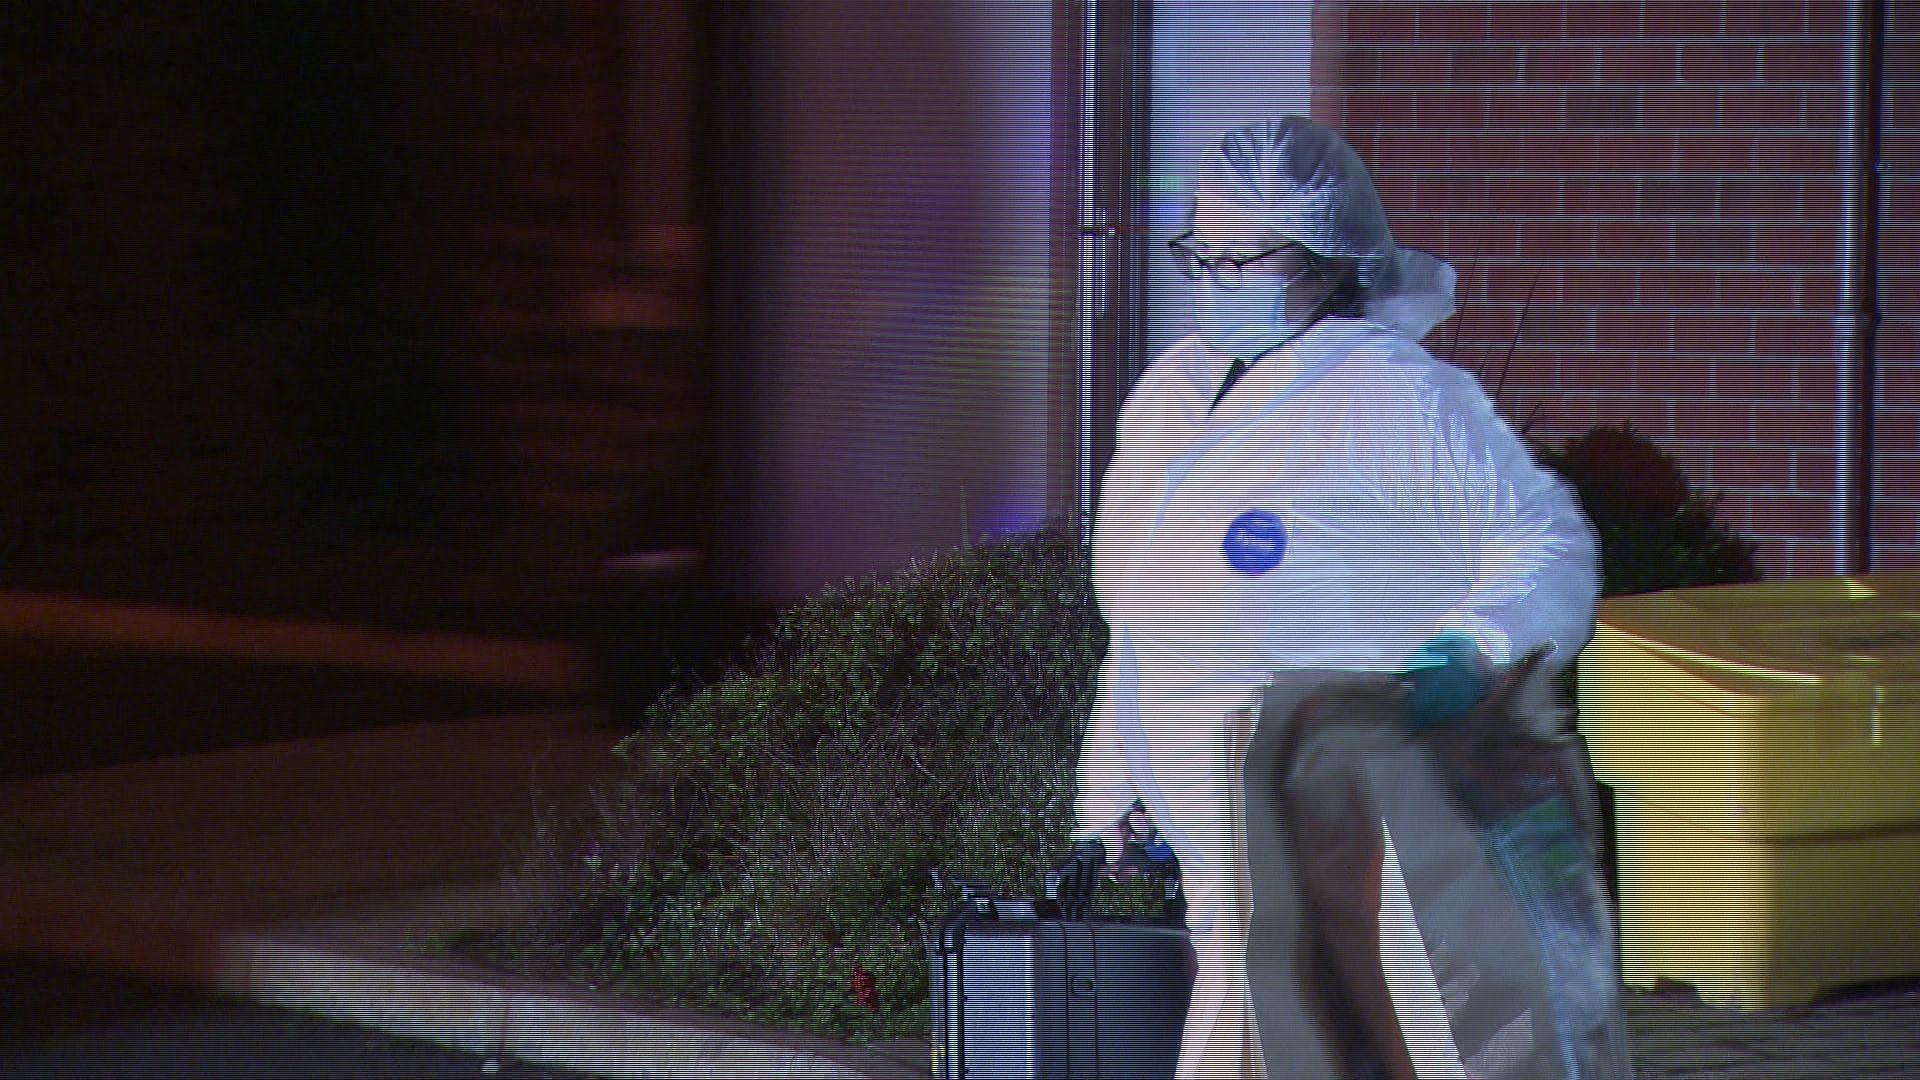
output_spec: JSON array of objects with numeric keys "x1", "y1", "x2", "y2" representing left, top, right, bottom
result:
[{"x1": 1071, "y1": 113, "x2": 1600, "y2": 1080}]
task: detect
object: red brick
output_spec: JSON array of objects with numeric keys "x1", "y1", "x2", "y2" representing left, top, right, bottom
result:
[
  {"x1": 1375, "y1": 45, "x2": 1456, "y2": 84},
  {"x1": 1606, "y1": 132, "x2": 1683, "y2": 169},
  {"x1": 1490, "y1": 1, "x2": 1570, "y2": 37},
  {"x1": 1638, "y1": 176, "x2": 1719, "y2": 214},
  {"x1": 1376, "y1": 133, "x2": 1453, "y2": 168},
  {"x1": 1684, "y1": 401, "x2": 1757, "y2": 441},
  {"x1": 1524, "y1": 44, "x2": 1601, "y2": 84},
  {"x1": 1490, "y1": 176, "x2": 1566, "y2": 212},
  {"x1": 1671, "y1": 134, "x2": 1758, "y2": 171},
  {"x1": 1877, "y1": 549, "x2": 1920, "y2": 572},
  {"x1": 1643, "y1": 0, "x2": 1729, "y2": 36},
  {"x1": 1751, "y1": 406, "x2": 1841, "y2": 442},
  {"x1": 1631, "y1": 356, "x2": 1719, "y2": 394},
  {"x1": 1885, "y1": 40, "x2": 1920, "y2": 83},
  {"x1": 1346, "y1": 2, "x2": 1423, "y2": 41},
  {"x1": 1748, "y1": 496, "x2": 1843, "y2": 537},
  {"x1": 1485, "y1": 88, "x2": 1568, "y2": 127},
  {"x1": 1885, "y1": 326, "x2": 1920, "y2": 359},
  {"x1": 1713, "y1": 360, "x2": 1796, "y2": 399},
  {"x1": 1761, "y1": 42, "x2": 1845, "y2": 82},
  {"x1": 1716, "y1": 268, "x2": 1798, "y2": 306},
  {"x1": 1758, "y1": 134, "x2": 1843, "y2": 171},
  {"x1": 1477, "y1": 266, "x2": 1550, "y2": 302},
  {"x1": 1453, "y1": 45, "x2": 1526, "y2": 84},
  {"x1": 1517, "y1": 219, "x2": 1595, "y2": 258},
  {"x1": 1879, "y1": 363, "x2": 1920, "y2": 401},
  {"x1": 1328, "y1": 45, "x2": 1380, "y2": 85},
  {"x1": 1716, "y1": 177, "x2": 1800, "y2": 218},
  {"x1": 1799, "y1": 90, "x2": 1845, "y2": 128},
  {"x1": 1460, "y1": 302, "x2": 1529, "y2": 346},
  {"x1": 1640, "y1": 88, "x2": 1720, "y2": 125},
  {"x1": 1417, "y1": 1, "x2": 1494, "y2": 42},
  {"x1": 1673, "y1": 312, "x2": 1757, "y2": 355},
  {"x1": 1790, "y1": 361, "x2": 1843, "y2": 404},
  {"x1": 1678, "y1": 43, "x2": 1763, "y2": 83},
  {"x1": 1372, "y1": 174, "x2": 1420, "y2": 213},
  {"x1": 1594, "y1": 312, "x2": 1677, "y2": 349},
  {"x1": 1802, "y1": 0, "x2": 1847, "y2": 35},
  {"x1": 1883, "y1": 273, "x2": 1920, "y2": 317},
  {"x1": 1592, "y1": 399, "x2": 1676, "y2": 438},
  {"x1": 1564, "y1": 177, "x2": 1641, "y2": 213},
  {"x1": 1673, "y1": 222, "x2": 1755, "y2": 261},
  {"x1": 1754, "y1": 224, "x2": 1840, "y2": 266},
  {"x1": 1341, "y1": 90, "x2": 1413, "y2": 125},
  {"x1": 1723, "y1": 1, "x2": 1800, "y2": 36},
  {"x1": 1418, "y1": 87, "x2": 1490, "y2": 125},
  {"x1": 1890, "y1": 85, "x2": 1920, "y2": 125},
  {"x1": 1879, "y1": 413, "x2": 1920, "y2": 456},
  {"x1": 1754, "y1": 314, "x2": 1840, "y2": 354},
  {"x1": 1711, "y1": 446, "x2": 1795, "y2": 483},
  {"x1": 1884, "y1": 180, "x2": 1920, "y2": 221},
  {"x1": 1885, "y1": 224, "x2": 1920, "y2": 264},
  {"x1": 1791, "y1": 451, "x2": 1842, "y2": 493},
  {"x1": 1717, "y1": 88, "x2": 1805, "y2": 126},
  {"x1": 1451, "y1": 220, "x2": 1523, "y2": 257},
  {"x1": 1796, "y1": 179, "x2": 1842, "y2": 221},
  {"x1": 1565, "y1": 88, "x2": 1644, "y2": 127},
  {"x1": 1798, "y1": 271, "x2": 1842, "y2": 307},
  {"x1": 1393, "y1": 214, "x2": 1448, "y2": 249},
  {"x1": 1555, "y1": 267, "x2": 1639, "y2": 303},
  {"x1": 1422, "y1": 175, "x2": 1492, "y2": 206},
  {"x1": 1555, "y1": 354, "x2": 1633, "y2": 387},
  {"x1": 1881, "y1": 134, "x2": 1920, "y2": 163},
  {"x1": 1563, "y1": 1, "x2": 1649, "y2": 37},
  {"x1": 1597, "y1": 42, "x2": 1681, "y2": 81},
  {"x1": 1521, "y1": 132, "x2": 1601, "y2": 169},
  {"x1": 1606, "y1": 220, "x2": 1679, "y2": 260},
  {"x1": 1635, "y1": 266, "x2": 1716, "y2": 304},
  {"x1": 1524, "y1": 306, "x2": 1596, "y2": 346}
]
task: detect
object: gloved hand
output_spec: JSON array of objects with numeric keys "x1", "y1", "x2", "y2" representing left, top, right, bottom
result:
[
  {"x1": 1400, "y1": 632, "x2": 1494, "y2": 733},
  {"x1": 1100, "y1": 803, "x2": 1155, "y2": 881}
]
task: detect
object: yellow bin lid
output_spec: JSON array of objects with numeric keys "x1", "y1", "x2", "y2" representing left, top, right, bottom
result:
[{"x1": 1583, "y1": 571, "x2": 1920, "y2": 837}]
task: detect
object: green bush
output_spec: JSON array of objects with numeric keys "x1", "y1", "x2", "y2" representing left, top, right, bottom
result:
[
  {"x1": 1535, "y1": 423, "x2": 1761, "y2": 596},
  {"x1": 544, "y1": 522, "x2": 1169, "y2": 1041}
]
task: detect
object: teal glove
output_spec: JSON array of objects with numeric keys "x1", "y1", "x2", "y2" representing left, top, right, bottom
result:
[{"x1": 1400, "y1": 633, "x2": 1493, "y2": 733}]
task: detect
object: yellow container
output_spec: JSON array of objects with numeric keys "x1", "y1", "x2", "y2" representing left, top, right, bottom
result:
[{"x1": 1578, "y1": 571, "x2": 1920, "y2": 1008}]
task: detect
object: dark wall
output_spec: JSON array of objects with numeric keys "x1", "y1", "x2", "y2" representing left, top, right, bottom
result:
[{"x1": 1, "y1": 2, "x2": 710, "y2": 626}]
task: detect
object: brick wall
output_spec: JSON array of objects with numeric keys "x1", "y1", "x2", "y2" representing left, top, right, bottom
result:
[
  {"x1": 1881, "y1": 0, "x2": 1919, "y2": 569},
  {"x1": 1312, "y1": 0, "x2": 1912, "y2": 577}
]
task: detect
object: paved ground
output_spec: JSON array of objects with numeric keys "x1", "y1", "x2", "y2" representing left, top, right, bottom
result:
[{"x1": 0, "y1": 953, "x2": 592, "y2": 1079}]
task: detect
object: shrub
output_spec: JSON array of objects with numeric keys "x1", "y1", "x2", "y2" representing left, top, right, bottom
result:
[
  {"x1": 536, "y1": 522, "x2": 1168, "y2": 1041},
  {"x1": 1535, "y1": 423, "x2": 1761, "y2": 596}
]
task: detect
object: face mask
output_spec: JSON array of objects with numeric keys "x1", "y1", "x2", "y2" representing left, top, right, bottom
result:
[{"x1": 1195, "y1": 267, "x2": 1315, "y2": 360}]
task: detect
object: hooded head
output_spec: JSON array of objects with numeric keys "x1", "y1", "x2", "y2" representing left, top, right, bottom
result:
[{"x1": 1187, "y1": 116, "x2": 1457, "y2": 343}]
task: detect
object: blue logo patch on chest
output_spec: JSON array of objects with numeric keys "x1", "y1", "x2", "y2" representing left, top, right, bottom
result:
[{"x1": 1222, "y1": 509, "x2": 1289, "y2": 575}]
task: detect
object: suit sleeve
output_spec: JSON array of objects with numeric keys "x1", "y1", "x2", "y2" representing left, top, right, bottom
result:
[
  {"x1": 1390, "y1": 368, "x2": 1601, "y2": 668},
  {"x1": 1359, "y1": 367, "x2": 1597, "y2": 664}
]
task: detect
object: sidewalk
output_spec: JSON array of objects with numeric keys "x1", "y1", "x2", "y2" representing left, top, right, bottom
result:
[
  {"x1": 0, "y1": 599, "x2": 1916, "y2": 1077},
  {"x1": 0, "y1": 706, "x2": 925, "y2": 1079}
]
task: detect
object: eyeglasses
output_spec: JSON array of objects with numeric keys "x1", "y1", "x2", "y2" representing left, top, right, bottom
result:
[{"x1": 1168, "y1": 232, "x2": 1304, "y2": 290}]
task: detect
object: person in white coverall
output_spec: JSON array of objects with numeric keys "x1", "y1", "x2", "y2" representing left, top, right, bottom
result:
[{"x1": 1070, "y1": 116, "x2": 1600, "y2": 1078}]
